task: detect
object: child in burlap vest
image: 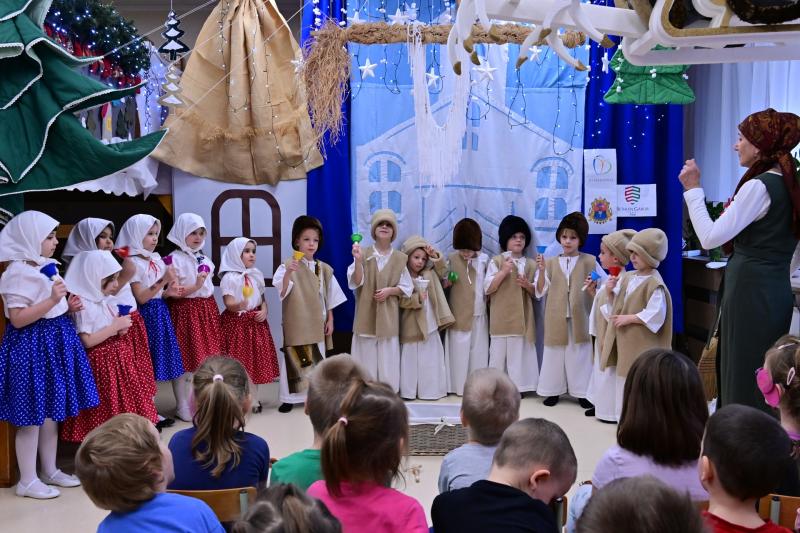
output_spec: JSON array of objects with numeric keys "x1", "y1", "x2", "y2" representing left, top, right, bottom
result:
[
  {"x1": 444, "y1": 218, "x2": 490, "y2": 396},
  {"x1": 484, "y1": 215, "x2": 539, "y2": 394},
  {"x1": 585, "y1": 229, "x2": 636, "y2": 423},
  {"x1": 273, "y1": 216, "x2": 347, "y2": 413},
  {"x1": 399, "y1": 236, "x2": 454, "y2": 400},
  {"x1": 601, "y1": 228, "x2": 673, "y2": 417},
  {"x1": 347, "y1": 209, "x2": 413, "y2": 393}
]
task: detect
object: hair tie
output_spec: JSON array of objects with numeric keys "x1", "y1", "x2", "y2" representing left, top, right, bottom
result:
[
  {"x1": 788, "y1": 368, "x2": 796, "y2": 387},
  {"x1": 212, "y1": 374, "x2": 224, "y2": 382},
  {"x1": 338, "y1": 416, "x2": 348, "y2": 426}
]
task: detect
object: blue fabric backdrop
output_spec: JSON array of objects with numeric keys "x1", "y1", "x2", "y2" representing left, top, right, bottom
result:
[
  {"x1": 583, "y1": 0, "x2": 685, "y2": 331},
  {"x1": 302, "y1": 3, "x2": 355, "y2": 332}
]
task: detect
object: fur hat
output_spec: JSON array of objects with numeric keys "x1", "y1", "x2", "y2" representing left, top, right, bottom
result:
[
  {"x1": 401, "y1": 235, "x2": 429, "y2": 256},
  {"x1": 626, "y1": 228, "x2": 668, "y2": 268},
  {"x1": 601, "y1": 229, "x2": 637, "y2": 265},
  {"x1": 292, "y1": 216, "x2": 323, "y2": 251},
  {"x1": 370, "y1": 209, "x2": 398, "y2": 242},
  {"x1": 498, "y1": 215, "x2": 531, "y2": 252},
  {"x1": 556, "y1": 212, "x2": 589, "y2": 246},
  {"x1": 453, "y1": 218, "x2": 482, "y2": 251}
]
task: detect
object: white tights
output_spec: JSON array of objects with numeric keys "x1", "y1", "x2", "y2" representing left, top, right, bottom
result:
[
  {"x1": 172, "y1": 372, "x2": 193, "y2": 411},
  {"x1": 16, "y1": 419, "x2": 59, "y2": 486}
]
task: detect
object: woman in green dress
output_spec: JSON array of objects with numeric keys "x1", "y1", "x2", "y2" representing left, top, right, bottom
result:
[{"x1": 679, "y1": 108, "x2": 800, "y2": 412}]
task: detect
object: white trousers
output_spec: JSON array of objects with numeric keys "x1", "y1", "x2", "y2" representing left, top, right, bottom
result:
[
  {"x1": 444, "y1": 315, "x2": 490, "y2": 395},
  {"x1": 400, "y1": 334, "x2": 447, "y2": 400},
  {"x1": 488, "y1": 335, "x2": 539, "y2": 393},
  {"x1": 351, "y1": 335, "x2": 401, "y2": 393},
  {"x1": 537, "y1": 322, "x2": 593, "y2": 398},
  {"x1": 278, "y1": 341, "x2": 326, "y2": 405},
  {"x1": 615, "y1": 376, "x2": 626, "y2": 421},
  {"x1": 585, "y1": 344, "x2": 619, "y2": 422}
]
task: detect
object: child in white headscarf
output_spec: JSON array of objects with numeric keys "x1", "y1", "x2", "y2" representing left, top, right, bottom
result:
[
  {"x1": 0, "y1": 211, "x2": 99, "y2": 500},
  {"x1": 60, "y1": 250, "x2": 159, "y2": 443},
  {"x1": 219, "y1": 237, "x2": 279, "y2": 413},
  {"x1": 164, "y1": 213, "x2": 222, "y2": 418},
  {"x1": 117, "y1": 215, "x2": 187, "y2": 424}
]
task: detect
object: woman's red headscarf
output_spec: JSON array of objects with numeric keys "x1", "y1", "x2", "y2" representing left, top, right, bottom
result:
[{"x1": 736, "y1": 108, "x2": 800, "y2": 238}]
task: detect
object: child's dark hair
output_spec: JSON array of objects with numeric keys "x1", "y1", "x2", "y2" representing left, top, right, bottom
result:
[
  {"x1": 493, "y1": 418, "x2": 577, "y2": 481},
  {"x1": 232, "y1": 484, "x2": 341, "y2": 533},
  {"x1": 576, "y1": 476, "x2": 705, "y2": 533},
  {"x1": 306, "y1": 356, "x2": 367, "y2": 437},
  {"x1": 618, "y1": 349, "x2": 708, "y2": 467},
  {"x1": 192, "y1": 356, "x2": 251, "y2": 478},
  {"x1": 320, "y1": 379, "x2": 408, "y2": 497},
  {"x1": 462, "y1": 368, "x2": 520, "y2": 445},
  {"x1": 703, "y1": 404, "x2": 793, "y2": 501},
  {"x1": 75, "y1": 414, "x2": 164, "y2": 513},
  {"x1": 764, "y1": 335, "x2": 800, "y2": 422}
]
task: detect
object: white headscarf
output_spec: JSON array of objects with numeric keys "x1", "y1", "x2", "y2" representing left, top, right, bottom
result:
[
  {"x1": 64, "y1": 250, "x2": 122, "y2": 303},
  {"x1": 116, "y1": 214, "x2": 161, "y2": 259},
  {"x1": 219, "y1": 237, "x2": 265, "y2": 287},
  {"x1": 167, "y1": 213, "x2": 206, "y2": 254},
  {"x1": 0, "y1": 210, "x2": 59, "y2": 265},
  {"x1": 62, "y1": 218, "x2": 114, "y2": 260}
]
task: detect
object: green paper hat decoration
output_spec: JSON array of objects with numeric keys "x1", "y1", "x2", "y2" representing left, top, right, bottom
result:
[{"x1": 603, "y1": 46, "x2": 695, "y2": 105}]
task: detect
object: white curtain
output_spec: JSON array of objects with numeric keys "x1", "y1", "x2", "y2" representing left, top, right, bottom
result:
[{"x1": 687, "y1": 60, "x2": 800, "y2": 202}]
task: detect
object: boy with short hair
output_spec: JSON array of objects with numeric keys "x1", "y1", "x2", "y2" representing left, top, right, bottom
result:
[
  {"x1": 700, "y1": 404, "x2": 794, "y2": 533},
  {"x1": 270, "y1": 355, "x2": 367, "y2": 490},
  {"x1": 432, "y1": 418, "x2": 577, "y2": 533},
  {"x1": 438, "y1": 368, "x2": 520, "y2": 492},
  {"x1": 75, "y1": 413, "x2": 223, "y2": 533}
]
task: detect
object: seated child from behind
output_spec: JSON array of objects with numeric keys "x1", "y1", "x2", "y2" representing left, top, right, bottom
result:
[
  {"x1": 438, "y1": 368, "x2": 520, "y2": 492},
  {"x1": 233, "y1": 483, "x2": 341, "y2": 533}
]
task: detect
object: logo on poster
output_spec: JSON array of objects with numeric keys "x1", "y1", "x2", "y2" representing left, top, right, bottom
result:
[
  {"x1": 592, "y1": 155, "x2": 613, "y2": 175},
  {"x1": 623, "y1": 185, "x2": 641, "y2": 204},
  {"x1": 588, "y1": 198, "x2": 613, "y2": 224}
]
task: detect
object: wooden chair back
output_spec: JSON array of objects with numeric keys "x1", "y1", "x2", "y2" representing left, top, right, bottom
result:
[
  {"x1": 757, "y1": 494, "x2": 800, "y2": 529},
  {"x1": 168, "y1": 487, "x2": 257, "y2": 523},
  {"x1": 550, "y1": 495, "x2": 568, "y2": 530}
]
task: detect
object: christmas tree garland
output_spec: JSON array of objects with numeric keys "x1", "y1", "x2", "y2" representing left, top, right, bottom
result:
[{"x1": 44, "y1": 0, "x2": 149, "y2": 87}]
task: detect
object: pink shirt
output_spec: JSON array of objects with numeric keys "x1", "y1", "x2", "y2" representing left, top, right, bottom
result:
[{"x1": 307, "y1": 480, "x2": 428, "y2": 533}]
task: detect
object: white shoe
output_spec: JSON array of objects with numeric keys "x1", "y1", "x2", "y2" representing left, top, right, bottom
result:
[
  {"x1": 41, "y1": 469, "x2": 81, "y2": 488},
  {"x1": 175, "y1": 407, "x2": 193, "y2": 422},
  {"x1": 15, "y1": 479, "x2": 60, "y2": 499}
]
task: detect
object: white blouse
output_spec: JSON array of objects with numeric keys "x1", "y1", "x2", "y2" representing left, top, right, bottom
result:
[
  {"x1": 129, "y1": 256, "x2": 167, "y2": 300},
  {"x1": 534, "y1": 255, "x2": 607, "y2": 301},
  {"x1": 167, "y1": 250, "x2": 215, "y2": 298},
  {"x1": 273, "y1": 259, "x2": 348, "y2": 320},
  {"x1": 0, "y1": 261, "x2": 68, "y2": 319},
  {"x1": 600, "y1": 273, "x2": 667, "y2": 334},
  {"x1": 484, "y1": 252, "x2": 532, "y2": 294},
  {"x1": 71, "y1": 299, "x2": 116, "y2": 335},
  {"x1": 109, "y1": 283, "x2": 137, "y2": 311},
  {"x1": 346, "y1": 248, "x2": 413, "y2": 297},
  {"x1": 220, "y1": 271, "x2": 265, "y2": 312}
]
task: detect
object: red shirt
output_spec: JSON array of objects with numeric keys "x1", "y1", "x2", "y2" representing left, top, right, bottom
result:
[{"x1": 703, "y1": 511, "x2": 792, "y2": 533}]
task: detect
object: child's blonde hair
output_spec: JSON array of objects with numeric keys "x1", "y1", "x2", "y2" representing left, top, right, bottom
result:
[
  {"x1": 321, "y1": 379, "x2": 408, "y2": 497},
  {"x1": 765, "y1": 334, "x2": 800, "y2": 421},
  {"x1": 462, "y1": 368, "x2": 520, "y2": 445},
  {"x1": 192, "y1": 356, "x2": 251, "y2": 477},
  {"x1": 306, "y1": 355, "x2": 367, "y2": 437},
  {"x1": 75, "y1": 413, "x2": 164, "y2": 513}
]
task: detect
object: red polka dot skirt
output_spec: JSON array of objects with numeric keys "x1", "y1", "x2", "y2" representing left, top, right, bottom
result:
[
  {"x1": 130, "y1": 311, "x2": 157, "y2": 397},
  {"x1": 221, "y1": 309, "x2": 279, "y2": 384},
  {"x1": 60, "y1": 333, "x2": 159, "y2": 442},
  {"x1": 168, "y1": 296, "x2": 222, "y2": 373}
]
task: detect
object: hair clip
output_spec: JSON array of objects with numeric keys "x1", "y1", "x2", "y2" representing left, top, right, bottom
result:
[
  {"x1": 338, "y1": 416, "x2": 348, "y2": 426},
  {"x1": 788, "y1": 367, "x2": 796, "y2": 387},
  {"x1": 778, "y1": 343, "x2": 798, "y2": 350},
  {"x1": 212, "y1": 374, "x2": 224, "y2": 382}
]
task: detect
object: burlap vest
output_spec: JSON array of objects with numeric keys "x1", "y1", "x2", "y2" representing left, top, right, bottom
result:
[
  {"x1": 601, "y1": 272, "x2": 673, "y2": 377},
  {"x1": 282, "y1": 259, "x2": 333, "y2": 347},
  {"x1": 488, "y1": 255, "x2": 536, "y2": 344},
  {"x1": 592, "y1": 282, "x2": 611, "y2": 357},
  {"x1": 544, "y1": 253, "x2": 596, "y2": 347},
  {"x1": 353, "y1": 247, "x2": 407, "y2": 339},
  {"x1": 399, "y1": 268, "x2": 455, "y2": 343},
  {"x1": 448, "y1": 252, "x2": 479, "y2": 332}
]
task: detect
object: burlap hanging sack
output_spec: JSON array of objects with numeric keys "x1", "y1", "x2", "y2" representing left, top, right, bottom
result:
[{"x1": 698, "y1": 310, "x2": 721, "y2": 401}]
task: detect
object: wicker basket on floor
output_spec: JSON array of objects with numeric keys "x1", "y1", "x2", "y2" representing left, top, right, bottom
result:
[{"x1": 408, "y1": 423, "x2": 469, "y2": 456}]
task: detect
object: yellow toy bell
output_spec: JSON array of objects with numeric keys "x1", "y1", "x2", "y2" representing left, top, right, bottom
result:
[
  {"x1": 242, "y1": 285, "x2": 254, "y2": 298},
  {"x1": 293, "y1": 250, "x2": 304, "y2": 261}
]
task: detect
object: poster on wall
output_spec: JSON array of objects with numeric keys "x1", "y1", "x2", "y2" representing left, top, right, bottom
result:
[
  {"x1": 171, "y1": 170, "x2": 307, "y2": 349},
  {"x1": 583, "y1": 149, "x2": 618, "y2": 234},
  {"x1": 616, "y1": 184, "x2": 657, "y2": 217}
]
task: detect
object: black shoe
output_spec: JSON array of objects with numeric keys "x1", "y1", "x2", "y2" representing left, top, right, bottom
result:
[
  {"x1": 252, "y1": 401, "x2": 263, "y2": 414},
  {"x1": 278, "y1": 403, "x2": 294, "y2": 413},
  {"x1": 156, "y1": 417, "x2": 175, "y2": 431},
  {"x1": 584, "y1": 407, "x2": 596, "y2": 417},
  {"x1": 579, "y1": 398, "x2": 594, "y2": 409},
  {"x1": 543, "y1": 396, "x2": 560, "y2": 407},
  {"x1": 598, "y1": 418, "x2": 617, "y2": 425}
]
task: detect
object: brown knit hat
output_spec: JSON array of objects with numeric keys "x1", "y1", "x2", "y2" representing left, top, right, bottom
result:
[
  {"x1": 401, "y1": 235, "x2": 430, "y2": 256},
  {"x1": 498, "y1": 215, "x2": 531, "y2": 252},
  {"x1": 453, "y1": 218, "x2": 482, "y2": 251},
  {"x1": 556, "y1": 212, "x2": 589, "y2": 246},
  {"x1": 292, "y1": 216, "x2": 323, "y2": 251},
  {"x1": 626, "y1": 228, "x2": 668, "y2": 268},
  {"x1": 370, "y1": 209, "x2": 398, "y2": 242},
  {"x1": 601, "y1": 229, "x2": 637, "y2": 265}
]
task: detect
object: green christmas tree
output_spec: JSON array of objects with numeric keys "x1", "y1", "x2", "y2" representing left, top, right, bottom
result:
[
  {"x1": 603, "y1": 46, "x2": 695, "y2": 105},
  {"x1": 0, "y1": 0, "x2": 166, "y2": 220}
]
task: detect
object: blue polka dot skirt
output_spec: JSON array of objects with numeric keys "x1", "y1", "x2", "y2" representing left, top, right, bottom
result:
[
  {"x1": 139, "y1": 298, "x2": 186, "y2": 381},
  {"x1": 0, "y1": 314, "x2": 100, "y2": 427}
]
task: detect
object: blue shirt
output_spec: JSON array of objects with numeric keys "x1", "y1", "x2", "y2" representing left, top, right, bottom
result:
[
  {"x1": 168, "y1": 426, "x2": 270, "y2": 490},
  {"x1": 98, "y1": 492, "x2": 223, "y2": 533}
]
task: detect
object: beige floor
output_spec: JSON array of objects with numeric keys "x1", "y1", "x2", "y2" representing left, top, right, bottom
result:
[{"x1": 0, "y1": 381, "x2": 617, "y2": 531}]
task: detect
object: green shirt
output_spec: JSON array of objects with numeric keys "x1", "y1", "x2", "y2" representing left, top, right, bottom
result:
[{"x1": 270, "y1": 448, "x2": 322, "y2": 490}]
